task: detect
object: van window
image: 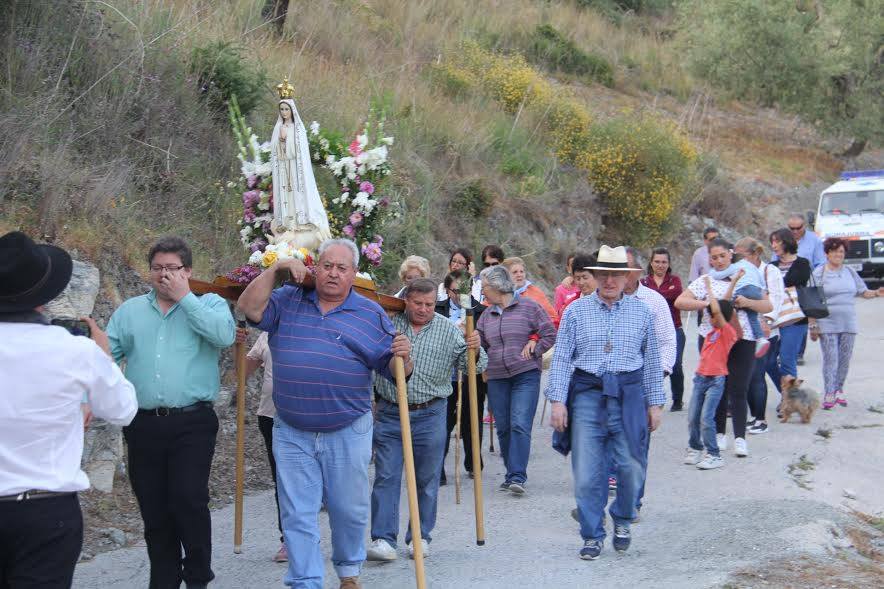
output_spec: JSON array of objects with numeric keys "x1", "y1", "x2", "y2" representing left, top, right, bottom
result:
[{"x1": 821, "y1": 190, "x2": 884, "y2": 215}]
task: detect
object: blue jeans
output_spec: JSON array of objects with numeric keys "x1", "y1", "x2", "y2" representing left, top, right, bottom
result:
[
  {"x1": 572, "y1": 392, "x2": 643, "y2": 541},
  {"x1": 734, "y1": 285, "x2": 763, "y2": 340},
  {"x1": 370, "y1": 398, "x2": 447, "y2": 547},
  {"x1": 688, "y1": 374, "x2": 726, "y2": 457},
  {"x1": 486, "y1": 369, "x2": 541, "y2": 484},
  {"x1": 779, "y1": 323, "x2": 808, "y2": 378},
  {"x1": 273, "y1": 412, "x2": 373, "y2": 589}
]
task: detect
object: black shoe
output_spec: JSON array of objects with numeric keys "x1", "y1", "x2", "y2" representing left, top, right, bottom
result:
[
  {"x1": 746, "y1": 418, "x2": 757, "y2": 428},
  {"x1": 613, "y1": 524, "x2": 631, "y2": 552},
  {"x1": 570, "y1": 508, "x2": 579, "y2": 522},
  {"x1": 580, "y1": 539, "x2": 602, "y2": 560},
  {"x1": 670, "y1": 403, "x2": 683, "y2": 412},
  {"x1": 499, "y1": 481, "x2": 511, "y2": 492},
  {"x1": 509, "y1": 482, "x2": 526, "y2": 495},
  {"x1": 440, "y1": 470, "x2": 447, "y2": 486}
]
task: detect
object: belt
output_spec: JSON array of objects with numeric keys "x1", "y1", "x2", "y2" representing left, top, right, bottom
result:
[
  {"x1": 137, "y1": 401, "x2": 213, "y2": 417},
  {"x1": 385, "y1": 397, "x2": 443, "y2": 411},
  {"x1": 0, "y1": 490, "x2": 76, "y2": 503}
]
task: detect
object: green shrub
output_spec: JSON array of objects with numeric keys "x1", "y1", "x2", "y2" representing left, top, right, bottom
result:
[
  {"x1": 525, "y1": 25, "x2": 614, "y2": 87},
  {"x1": 577, "y1": 0, "x2": 674, "y2": 16},
  {"x1": 452, "y1": 179, "x2": 495, "y2": 218},
  {"x1": 191, "y1": 42, "x2": 267, "y2": 117}
]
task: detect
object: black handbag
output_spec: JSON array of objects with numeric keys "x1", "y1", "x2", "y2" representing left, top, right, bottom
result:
[{"x1": 797, "y1": 272, "x2": 829, "y2": 319}]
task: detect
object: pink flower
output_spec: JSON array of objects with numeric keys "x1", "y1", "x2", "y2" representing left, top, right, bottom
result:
[
  {"x1": 373, "y1": 235, "x2": 384, "y2": 245},
  {"x1": 379, "y1": 197, "x2": 390, "y2": 207},
  {"x1": 242, "y1": 190, "x2": 260, "y2": 207},
  {"x1": 348, "y1": 212, "x2": 364, "y2": 227},
  {"x1": 348, "y1": 139, "x2": 363, "y2": 157},
  {"x1": 342, "y1": 224, "x2": 356, "y2": 237},
  {"x1": 246, "y1": 175, "x2": 258, "y2": 189},
  {"x1": 361, "y1": 242, "x2": 383, "y2": 267},
  {"x1": 359, "y1": 181, "x2": 374, "y2": 195},
  {"x1": 243, "y1": 210, "x2": 256, "y2": 223}
]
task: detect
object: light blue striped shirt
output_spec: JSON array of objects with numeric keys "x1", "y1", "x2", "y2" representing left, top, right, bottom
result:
[
  {"x1": 544, "y1": 292, "x2": 664, "y2": 406},
  {"x1": 107, "y1": 290, "x2": 236, "y2": 409}
]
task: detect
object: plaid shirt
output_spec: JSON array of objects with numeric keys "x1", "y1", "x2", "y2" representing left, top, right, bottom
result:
[
  {"x1": 374, "y1": 312, "x2": 488, "y2": 405},
  {"x1": 631, "y1": 284, "x2": 676, "y2": 374},
  {"x1": 544, "y1": 292, "x2": 664, "y2": 406}
]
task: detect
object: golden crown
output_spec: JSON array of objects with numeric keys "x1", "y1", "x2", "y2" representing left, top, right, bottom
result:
[{"x1": 276, "y1": 77, "x2": 295, "y2": 99}]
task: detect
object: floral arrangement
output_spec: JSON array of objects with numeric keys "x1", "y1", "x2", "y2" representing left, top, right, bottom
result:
[
  {"x1": 307, "y1": 112, "x2": 399, "y2": 272},
  {"x1": 224, "y1": 96, "x2": 398, "y2": 284}
]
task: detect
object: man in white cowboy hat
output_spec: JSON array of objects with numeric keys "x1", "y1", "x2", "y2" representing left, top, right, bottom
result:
[
  {"x1": 545, "y1": 245, "x2": 664, "y2": 561},
  {"x1": 0, "y1": 231, "x2": 138, "y2": 589}
]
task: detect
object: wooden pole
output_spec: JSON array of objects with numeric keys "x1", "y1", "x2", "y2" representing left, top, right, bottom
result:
[
  {"x1": 465, "y1": 311, "x2": 486, "y2": 545},
  {"x1": 539, "y1": 397, "x2": 548, "y2": 425},
  {"x1": 233, "y1": 319, "x2": 247, "y2": 554},
  {"x1": 488, "y1": 402, "x2": 495, "y2": 454},
  {"x1": 454, "y1": 370, "x2": 463, "y2": 505},
  {"x1": 393, "y1": 357, "x2": 427, "y2": 589}
]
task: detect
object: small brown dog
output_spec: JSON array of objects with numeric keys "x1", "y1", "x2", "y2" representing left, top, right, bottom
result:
[{"x1": 779, "y1": 376, "x2": 820, "y2": 424}]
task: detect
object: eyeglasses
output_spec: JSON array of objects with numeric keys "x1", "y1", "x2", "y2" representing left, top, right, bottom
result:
[
  {"x1": 788, "y1": 225, "x2": 804, "y2": 231},
  {"x1": 483, "y1": 261, "x2": 500, "y2": 268},
  {"x1": 150, "y1": 264, "x2": 185, "y2": 273}
]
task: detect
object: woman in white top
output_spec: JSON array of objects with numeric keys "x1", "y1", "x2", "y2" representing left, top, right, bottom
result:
[{"x1": 736, "y1": 237, "x2": 785, "y2": 434}]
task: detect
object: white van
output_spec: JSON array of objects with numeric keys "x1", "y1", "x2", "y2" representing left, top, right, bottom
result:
[{"x1": 810, "y1": 170, "x2": 884, "y2": 280}]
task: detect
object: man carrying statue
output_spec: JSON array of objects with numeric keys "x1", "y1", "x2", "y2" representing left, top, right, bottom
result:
[{"x1": 238, "y1": 238, "x2": 413, "y2": 589}]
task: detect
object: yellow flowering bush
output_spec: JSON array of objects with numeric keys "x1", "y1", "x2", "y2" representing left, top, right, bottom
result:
[{"x1": 576, "y1": 115, "x2": 699, "y2": 246}]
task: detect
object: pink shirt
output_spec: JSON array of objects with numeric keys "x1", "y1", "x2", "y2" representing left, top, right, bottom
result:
[{"x1": 554, "y1": 283, "x2": 580, "y2": 316}]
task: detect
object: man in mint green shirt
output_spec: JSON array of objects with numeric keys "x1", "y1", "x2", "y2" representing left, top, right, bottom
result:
[{"x1": 103, "y1": 236, "x2": 234, "y2": 589}]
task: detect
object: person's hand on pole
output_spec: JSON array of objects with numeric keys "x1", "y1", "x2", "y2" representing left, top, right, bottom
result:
[
  {"x1": 391, "y1": 333, "x2": 414, "y2": 376},
  {"x1": 550, "y1": 401, "x2": 568, "y2": 432},
  {"x1": 275, "y1": 258, "x2": 308, "y2": 283}
]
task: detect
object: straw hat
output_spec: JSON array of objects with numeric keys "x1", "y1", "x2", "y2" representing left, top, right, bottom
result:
[{"x1": 583, "y1": 245, "x2": 641, "y2": 272}]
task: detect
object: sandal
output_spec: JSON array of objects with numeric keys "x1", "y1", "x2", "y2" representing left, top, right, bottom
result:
[
  {"x1": 822, "y1": 391, "x2": 836, "y2": 410},
  {"x1": 835, "y1": 390, "x2": 847, "y2": 407}
]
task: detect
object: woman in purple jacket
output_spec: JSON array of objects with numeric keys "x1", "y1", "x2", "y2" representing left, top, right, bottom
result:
[{"x1": 476, "y1": 265, "x2": 556, "y2": 496}]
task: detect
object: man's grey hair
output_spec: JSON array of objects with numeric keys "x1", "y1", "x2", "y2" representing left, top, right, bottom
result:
[
  {"x1": 403, "y1": 278, "x2": 437, "y2": 299},
  {"x1": 624, "y1": 246, "x2": 644, "y2": 270},
  {"x1": 318, "y1": 238, "x2": 360, "y2": 268},
  {"x1": 480, "y1": 265, "x2": 514, "y2": 294},
  {"x1": 788, "y1": 212, "x2": 807, "y2": 223}
]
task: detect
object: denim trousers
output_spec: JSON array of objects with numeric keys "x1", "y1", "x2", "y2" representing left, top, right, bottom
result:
[
  {"x1": 688, "y1": 374, "x2": 726, "y2": 457},
  {"x1": 779, "y1": 323, "x2": 808, "y2": 378},
  {"x1": 734, "y1": 285, "x2": 764, "y2": 340},
  {"x1": 486, "y1": 369, "x2": 541, "y2": 484},
  {"x1": 273, "y1": 412, "x2": 373, "y2": 589},
  {"x1": 371, "y1": 398, "x2": 447, "y2": 548},
  {"x1": 748, "y1": 335, "x2": 781, "y2": 421},
  {"x1": 571, "y1": 392, "x2": 643, "y2": 541}
]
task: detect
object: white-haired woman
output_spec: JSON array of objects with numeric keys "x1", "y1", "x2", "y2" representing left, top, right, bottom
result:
[
  {"x1": 476, "y1": 265, "x2": 556, "y2": 496},
  {"x1": 394, "y1": 256, "x2": 431, "y2": 298}
]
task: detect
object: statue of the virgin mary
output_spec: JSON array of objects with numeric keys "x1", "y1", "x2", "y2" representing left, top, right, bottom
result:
[{"x1": 269, "y1": 78, "x2": 331, "y2": 250}]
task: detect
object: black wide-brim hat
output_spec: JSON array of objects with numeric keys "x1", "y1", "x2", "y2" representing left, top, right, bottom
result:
[{"x1": 0, "y1": 231, "x2": 73, "y2": 312}]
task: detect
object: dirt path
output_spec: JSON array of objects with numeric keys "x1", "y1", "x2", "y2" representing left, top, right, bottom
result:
[{"x1": 73, "y1": 299, "x2": 884, "y2": 588}]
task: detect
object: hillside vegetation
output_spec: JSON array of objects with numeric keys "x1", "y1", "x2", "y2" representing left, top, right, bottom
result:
[{"x1": 1, "y1": 0, "x2": 879, "y2": 287}]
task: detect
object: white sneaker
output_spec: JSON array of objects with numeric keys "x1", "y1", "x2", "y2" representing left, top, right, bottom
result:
[
  {"x1": 697, "y1": 455, "x2": 724, "y2": 470},
  {"x1": 716, "y1": 433, "x2": 728, "y2": 451},
  {"x1": 366, "y1": 538, "x2": 397, "y2": 561},
  {"x1": 683, "y1": 448, "x2": 703, "y2": 465},
  {"x1": 734, "y1": 437, "x2": 748, "y2": 457},
  {"x1": 408, "y1": 538, "x2": 429, "y2": 560}
]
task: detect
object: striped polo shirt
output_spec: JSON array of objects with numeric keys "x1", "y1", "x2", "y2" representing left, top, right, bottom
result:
[{"x1": 252, "y1": 284, "x2": 396, "y2": 432}]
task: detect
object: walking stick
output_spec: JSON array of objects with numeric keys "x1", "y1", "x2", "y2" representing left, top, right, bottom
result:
[
  {"x1": 465, "y1": 310, "x2": 486, "y2": 545},
  {"x1": 454, "y1": 370, "x2": 463, "y2": 505},
  {"x1": 539, "y1": 397, "x2": 548, "y2": 425},
  {"x1": 233, "y1": 318, "x2": 247, "y2": 554},
  {"x1": 393, "y1": 356, "x2": 427, "y2": 589}
]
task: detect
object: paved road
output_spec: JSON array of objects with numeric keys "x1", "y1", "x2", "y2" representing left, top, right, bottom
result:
[{"x1": 74, "y1": 300, "x2": 884, "y2": 588}]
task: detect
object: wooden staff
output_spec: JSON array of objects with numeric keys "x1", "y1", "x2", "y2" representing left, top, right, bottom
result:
[
  {"x1": 454, "y1": 370, "x2": 463, "y2": 505},
  {"x1": 539, "y1": 397, "x2": 548, "y2": 425},
  {"x1": 465, "y1": 310, "x2": 486, "y2": 545},
  {"x1": 233, "y1": 318, "x2": 247, "y2": 554},
  {"x1": 393, "y1": 356, "x2": 427, "y2": 589}
]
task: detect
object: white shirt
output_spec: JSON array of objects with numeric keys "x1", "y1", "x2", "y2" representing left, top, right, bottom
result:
[
  {"x1": 760, "y1": 262, "x2": 785, "y2": 338},
  {"x1": 631, "y1": 284, "x2": 676, "y2": 374},
  {"x1": 246, "y1": 332, "x2": 276, "y2": 418},
  {"x1": 0, "y1": 321, "x2": 138, "y2": 495},
  {"x1": 436, "y1": 280, "x2": 483, "y2": 302}
]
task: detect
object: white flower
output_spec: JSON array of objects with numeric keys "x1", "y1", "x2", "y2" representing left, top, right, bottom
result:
[
  {"x1": 357, "y1": 133, "x2": 368, "y2": 148},
  {"x1": 381, "y1": 136, "x2": 394, "y2": 145},
  {"x1": 248, "y1": 250, "x2": 264, "y2": 265},
  {"x1": 309, "y1": 121, "x2": 320, "y2": 135}
]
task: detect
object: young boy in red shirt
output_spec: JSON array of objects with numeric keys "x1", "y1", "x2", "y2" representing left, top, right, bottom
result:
[{"x1": 684, "y1": 277, "x2": 742, "y2": 470}]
